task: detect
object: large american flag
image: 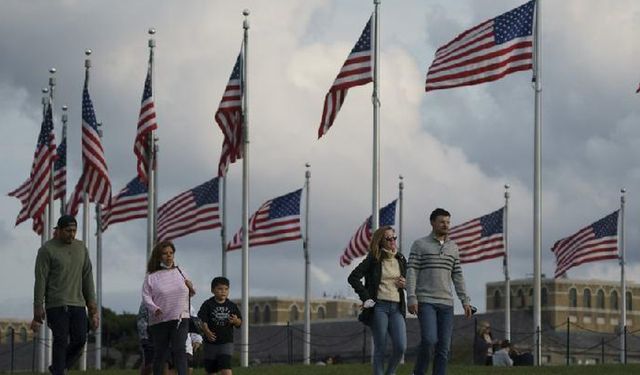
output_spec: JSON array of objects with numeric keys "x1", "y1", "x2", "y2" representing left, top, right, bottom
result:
[
  {"x1": 227, "y1": 189, "x2": 302, "y2": 251},
  {"x1": 339, "y1": 200, "x2": 396, "y2": 267},
  {"x1": 78, "y1": 77, "x2": 111, "y2": 205},
  {"x1": 425, "y1": 0, "x2": 534, "y2": 92},
  {"x1": 317, "y1": 15, "x2": 373, "y2": 139},
  {"x1": 449, "y1": 207, "x2": 504, "y2": 264},
  {"x1": 551, "y1": 211, "x2": 619, "y2": 278},
  {"x1": 8, "y1": 102, "x2": 57, "y2": 234},
  {"x1": 101, "y1": 176, "x2": 148, "y2": 231},
  {"x1": 157, "y1": 178, "x2": 221, "y2": 241},
  {"x1": 215, "y1": 52, "x2": 243, "y2": 177},
  {"x1": 133, "y1": 57, "x2": 157, "y2": 184}
]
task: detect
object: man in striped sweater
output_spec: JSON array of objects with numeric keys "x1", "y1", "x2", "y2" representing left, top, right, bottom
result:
[{"x1": 406, "y1": 208, "x2": 473, "y2": 375}]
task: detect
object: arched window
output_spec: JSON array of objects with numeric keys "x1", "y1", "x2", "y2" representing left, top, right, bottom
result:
[
  {"x1": 253, "y1": 305, "x2": 261, "y2": 324},
  {"x1": 626, "y1": 291, "x2": 633, "y2": 311},
  {"x1": 517, "y1": 289, "x2": 525, "y2": 308},
  {"x1": 569, "y1": 288, "x2": 577, "y2": 308},
  {"x1": 289, "y1": 305, "x2": 299, "y2": 322},
  {"x1": 541, "y1": 288, "x2": 548, "y2": 307},
  {"x1": 317, "y1": 306, "x2": 326, "y2": 320},
  {"x1": 493, "y1": 290, "x2": 502, "y2": 309},
  {"x1": 19, "y1": 327, "x2": 27, "y2": 343},
  {"x1": 610, "y1": 291, "x2": 619, "y2": 310},
  {"x1": 596, "y1": 290, "x2": 605, "y2": 309},
  {"x1": 263, "y1": 305, "x2": 271, "y2": 324},
  {"x1": 583, "y1": 289, "x2": 592, "y2": 308}
]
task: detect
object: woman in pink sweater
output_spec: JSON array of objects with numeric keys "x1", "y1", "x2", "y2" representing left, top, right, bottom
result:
[{"x1": 142, "y1": 240, "x2": 195, "y2": 375}]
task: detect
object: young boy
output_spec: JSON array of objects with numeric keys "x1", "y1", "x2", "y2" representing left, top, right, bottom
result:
[{"x1": 198, "y1": 277, "x2": 242, "y2": 375}]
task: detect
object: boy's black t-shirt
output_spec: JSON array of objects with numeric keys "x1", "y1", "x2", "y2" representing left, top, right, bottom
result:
[{"x1": 198, "y1": 297, "x2": 242, "y2": 345}]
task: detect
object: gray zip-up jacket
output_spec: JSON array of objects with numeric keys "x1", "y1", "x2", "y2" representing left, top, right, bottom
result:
[{"x1": 405, "y1": 232, "x2": 470, "y2": 307}]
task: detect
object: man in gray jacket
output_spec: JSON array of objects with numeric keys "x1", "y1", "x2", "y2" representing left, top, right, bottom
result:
[{"x1": 406, "y1": 208, "x2": 472, "y2": 375}]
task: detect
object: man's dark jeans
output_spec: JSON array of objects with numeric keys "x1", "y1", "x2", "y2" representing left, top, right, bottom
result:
[{"x1": 46, "y1": 306, "x2": 88, "y2": 375}]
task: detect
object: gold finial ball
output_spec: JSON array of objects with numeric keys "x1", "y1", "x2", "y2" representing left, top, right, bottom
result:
[
  {"x1": 85, "y1": 49, "x2": 92, "y2": 56},
  {"x1": 148, "y1": 28, "x2": 156, "y2": 35},
  {"x1": 243, "y1": 9, "x2": 250, "y2": 16}
]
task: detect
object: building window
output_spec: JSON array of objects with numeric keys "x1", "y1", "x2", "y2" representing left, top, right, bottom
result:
[
  {"x1": 569, "y1": 288, "x2": 577, "y2": 308},
  {"x1": 317, "y1": 306, "x2": 326, "y2": 320},
  {"x1": 541, "y1": 287, "x2": 548, "y2": 307},
  {"x1": 517, "y1": 289, "x2": 525, "y2": 308},
  {"x1": 596, "y1": 290, "x2": 605, "y2": 309},
  {"x1": 289, "y1": 305, "x2": 299, "y2": 322},
  {"x1": 626, "y1": 291, "x2": 633, "y2": 311},
  {"x1": 493, "y1": 290, "x2": 502, "y2": 309},
  {"x1": 263, "y1": 305, "x2": 271, "y2": 323},
  {"x1": 610, "y1": 291, "x2": 619, "y2": 311},
  {"x1": 253, "y1": 305, "x2": 261, "y2": 324},
  {"x1": 583, "y1": 289, "x2": 592, "y2": 308}
]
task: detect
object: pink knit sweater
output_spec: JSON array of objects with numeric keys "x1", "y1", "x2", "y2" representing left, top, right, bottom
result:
[{"x1": 142, "y1": 268, "x2": 190, "y2": 325}]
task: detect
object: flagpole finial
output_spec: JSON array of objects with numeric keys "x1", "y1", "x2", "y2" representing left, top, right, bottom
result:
[
  {"x1": 85, "y1": 49, "x2": 92, "y2": 56},
  {"x1": 85, "y1": 49, "x2": 92, "y2": 69},
  {"x1": 243, "y1": 9, "x2": 250, "y2": 16},
  {"x1": 62, "y1": 105, "x2": 68, "y2": 111},
  {"x1": 621, "y1": 188, "x2": 626, "y2": 194},
  {"x1": 62, "y1": 105, "x2": 68, "y2": 123},
  {"x1": 49, "y1": 68, "x2": 56, "y2": 74},
  {"x1": 42, "y1": 87, "x2": 49, "y2": 94},
  {"x1": 148, "y1": 28, "x2": 156, "y2": 35},
  {"x1": 148, "y1": 28, "x2": 156, "y2": 48}
]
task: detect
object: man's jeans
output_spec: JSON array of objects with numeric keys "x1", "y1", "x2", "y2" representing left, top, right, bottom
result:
[
  {"x1": 412, "y1": 303, "x2": 453, "y2": 375},
  {"x1": 46, "y1": 306, "x2": 88, "y2": 375},
  {"x1": 371, "y1": 301, "x2": 407, "y2": 375}
]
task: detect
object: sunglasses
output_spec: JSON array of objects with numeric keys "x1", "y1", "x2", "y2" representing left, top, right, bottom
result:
[{"x1": 384, "y1": 236, "x2": 398, "y2": 242}]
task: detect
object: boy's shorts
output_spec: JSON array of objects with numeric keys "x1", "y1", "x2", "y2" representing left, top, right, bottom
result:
[{"x1": 203, "y1": 342, "x2": 234, "y2": 373}]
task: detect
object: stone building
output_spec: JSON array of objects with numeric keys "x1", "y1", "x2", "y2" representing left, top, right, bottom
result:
[
  {"x1": 232, "y1": 296, "x2": 360, "y2": 325},
  {"x1": 0, "y1": 319, "x2": 33, "y2": 344}
]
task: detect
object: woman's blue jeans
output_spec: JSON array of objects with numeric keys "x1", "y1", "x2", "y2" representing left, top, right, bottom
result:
[
  {"x1": 371, "y1": 300, "x2": 407, "y2": 375},
  {"x1": 412, "y1": 303, "x2": 454, "y2": 375}
]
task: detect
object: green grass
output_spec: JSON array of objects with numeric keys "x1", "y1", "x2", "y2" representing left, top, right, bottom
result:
[{"x1": 11, "y1": 364, "x2": 637, "y2": 375}]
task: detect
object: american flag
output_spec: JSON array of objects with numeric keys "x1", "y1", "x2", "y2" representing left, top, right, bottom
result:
[
  {"x1": 101, "y1": 176, "x2": 148, "y2": 231},
  {"x1": 227, "y1": 189, "x2": 302, "y2": 251},
  {"x1": 78, "y1": 77, "x2": 111, "y2": 205},
  {"x1": 215, "y1": 52, "x2": 243, "y2": 177},
  {"x1": 65, "y1": 185, "x2": 83, "y2": 217},
  {"x1": 133, "y1": 57, "x2": 157, "y2": 184},
  {"x1": 425, "y1": 0, "x2": 534, "y2": 92},
  {"x1": 339, "y1": 200, "x2": 396, "y2": 267},
  {"x1": 449, "y1": 207, "x2": 504, "y2": 264},
  {"x1": 53, "y1": 133, "x2": 67, "y2": 201},
  {"x1": 551, "y1": 211, "x2": 619, "y2": 278},
  {"x1": 317, "y1": 15, "x2": 373, "y2": 139},
  {"x1": 8, "y1": 102, "x2": 57, "y2": 234},
  {"x1": 157, "y1": 178, "x2": 221, "y2": 241},
  {"x1": 636, "y1": 83, "x2": 640, "y2": 94}
]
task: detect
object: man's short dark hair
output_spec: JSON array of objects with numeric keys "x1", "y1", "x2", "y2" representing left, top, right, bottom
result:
[
  {"x1": 429, "y1": 208, "x2": 451, "y2": 222},
  {"x1": 211, "y1": 276, "x2": 230, "y2": 289}
]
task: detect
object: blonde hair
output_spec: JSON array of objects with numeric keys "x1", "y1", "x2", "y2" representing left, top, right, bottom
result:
[{"x1": 369, "y1": 226, "x2": 395, "y2": 262}]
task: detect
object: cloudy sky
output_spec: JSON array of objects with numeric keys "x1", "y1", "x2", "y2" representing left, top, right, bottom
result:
[{"x1": 2, "y1": 0, "x2": 640, "y2": 319}]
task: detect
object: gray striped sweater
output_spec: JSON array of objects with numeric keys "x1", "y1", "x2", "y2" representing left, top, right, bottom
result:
[{"x1": 406, "y1": 233, "x2": 470, "y2": 307}]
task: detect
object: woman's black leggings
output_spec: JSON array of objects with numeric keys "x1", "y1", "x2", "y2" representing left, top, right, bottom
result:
[{"x1": 149, "y1": 319, "x2": 188, "y2": 375}]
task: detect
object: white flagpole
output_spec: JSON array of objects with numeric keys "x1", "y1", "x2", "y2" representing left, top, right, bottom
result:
[
  {"x1": 371, "y1": 0, "x2": 381, "y2": 231},
  {"x1": 620, "y1": 188, "x2": 626, "y2": 364},
  {"x1": 94, "y1": 179, "x2": 103, "y2": 370},
  {"x1": 79, "y1": 48, "x2": 93, "y2": 372},
  {"x1": 303, "y1": 163, "x2": 311, "y2": 365},
  {"x1": 398, "y1": 175, "x2": 404, "y2": 253},
  {"x1": 45, "y1": 68, "x2": 57, "y2": 370},
  {"x1": 221, "y1": 173, "x2": 227, "y2": 276},
  {"x1": 532, "y1": 0, "x2": 543, "y2": 365},
  {"x1": 60, "y1": 105, "x2": 68, "y2": 215},
  {"x1": 37, "y1": 87, "x2": 49, "y2": 374},
  {"x1": 147, "y1": 28, "x2": 156, "y2": 260},
  {"x1": 240, "y1": 9, "x2": 250, "y2": 368},
  {"x1": 153, "y1": 138, "x2": 159, "y2": 243},
  {"x1": 504, "y1": 184, "x2": 511, "y2": 341}
]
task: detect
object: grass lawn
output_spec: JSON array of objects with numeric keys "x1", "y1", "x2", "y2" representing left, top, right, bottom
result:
[{"x1": 28, "y1": 364, "x2": 638, "y2": 375}]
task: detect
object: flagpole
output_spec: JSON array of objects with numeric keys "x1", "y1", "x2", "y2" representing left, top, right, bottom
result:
[
  {"x1": 240, "y1": 9, "x2": 250, "y2": 368},
  {"x1": 146, "y1": 28, "x2": 156, "y2": 260},
  {"x1": 532, "y1": 0, "x2": 543, "y2": 365},
  {"x1": 371, "y1": 0, "x2": 381, "y2": 231},
  {"x1": 37, "y1": 87, "x2": 49, "y2": 375},
  {"x1": 80, "y1": 49, "x2": 92, "y2": 372},
  {"x1": 60, "y1": 105, "x2": 68, "y2": 215},
  {"x1": 221, "y1": 172, "x2": 227, "y2": 276},
  {"x1": 620, "y1": 188, "x2": 626, "y2": 364},
  {"x1": 504, "y1": 184, "x2": 511, "y2": 341},
  {"x1": 153, "y1": 137, "x2": 158, "y2": 243},
  {"x1": 303, "y1": 163, "x2": 311, "y2": 365},
  {"x1": 94, "y1": 165, "x2": 103, "y2": 370},
  {"x1": 398, "y1": 175, "x2": 403, "y2": 253}
]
